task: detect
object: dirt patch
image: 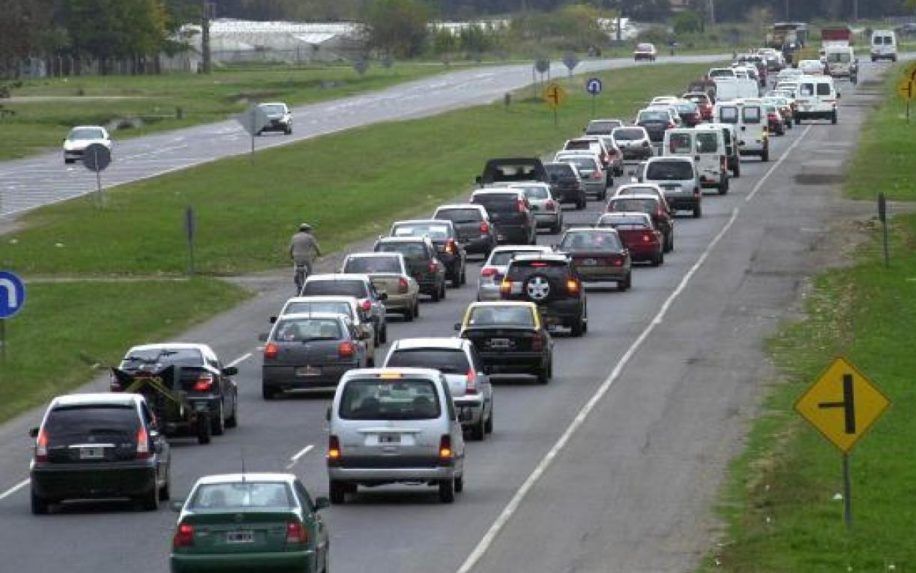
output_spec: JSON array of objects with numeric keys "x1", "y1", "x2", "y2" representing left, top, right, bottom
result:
[{"x1": 794, "y1": 173, "x2": 846, "y2": 185}]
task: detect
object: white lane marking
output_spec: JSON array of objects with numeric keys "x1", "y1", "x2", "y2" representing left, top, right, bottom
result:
[
  {"x1": 227, "y1": 352, "x2": 252, "y2": 368},
  {"x1": 285, "y1": 445, "x2": 314, "y2": 469},
  {"x1": 0, "y1": 479, "x2": 30, "y2": 502},
  {"x1": 745, "y1": 125, "x2": 812, "y2": 203},
  {"x1": 456, "y1": 205, "x2": 741, "y2": 573}
]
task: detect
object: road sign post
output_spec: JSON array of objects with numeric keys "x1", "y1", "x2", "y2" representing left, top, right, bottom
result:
[
  {"x1": 543, "y1": 82, "x2": 567, "y2": 128},
  {"x1": 184, "y1": 206, "x2": 197, "y2": 276},
  {"x1": 898, "y1": 77, "x2": 913, "y2": 124},
  {"x1": 878, "y1": 192, "x2": 889, "y2": 267},
  {"x1": 585, "y1": 77, "x2": 603, "y2": 118},
  {"x1": 82, "y1": 143, "x2": 111, "y2": 208},
  {"x1": 0, "y1": 270, "x2": 27, "y2": 364},
  {"x1": 795, "y1": 356, "x2": 890, "y2": 530},
  {"x1": 563, "y1": 52, "x2": 579, "y2": 79},
  {"x1": 236, "y1": 105, "x2": 270, "y2": 163}
]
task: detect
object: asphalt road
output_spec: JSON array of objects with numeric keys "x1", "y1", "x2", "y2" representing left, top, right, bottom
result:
[
  {"x1": 0, "y1": 54, "x2": 728, "y2": 218},
  {"x1": 0, "y1": 63, "x2": 889, "y2": 572}
]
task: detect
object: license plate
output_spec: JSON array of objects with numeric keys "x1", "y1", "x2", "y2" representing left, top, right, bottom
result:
[
  {"x1": 296, "y1": 366, "x2": 322, "y2": 377},
  {"x1": 79, "y1": 447, "x2": 104, "y2": 460},
  {"x1": 489, "y1": 338, "x2": 510, "y2": 349},
  {"x1": 582, "y1": 258, "x2": 598, "y2": 266},
  {"x1": 378, "y1": 433, "x2": 400, "y2": 444},
  {"x1": 226, "y1": 531, "x2": 254, "y2": 544},
  {"x1": 662, "y1": 185, "x2": 678, "y2": 191}
]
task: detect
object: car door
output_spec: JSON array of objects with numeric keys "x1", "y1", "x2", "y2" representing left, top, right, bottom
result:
[
  {"x1": 295, "y1": 480, "x2": 329, "y2": 566},
  {"x1": 440, "y1": 379, "x2": 465, "y2": 465},
  {"x1": 467, "y1": 345, "x2": 492, "y2": 415}
]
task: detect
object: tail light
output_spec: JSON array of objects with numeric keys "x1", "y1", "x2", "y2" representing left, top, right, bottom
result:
[
  {"x1": 479, "y1": 222, "x2": 490, "y2": 234},
  {"x1": 516, "y1": 199, "x2": 526, "y2": 213},
  {"x1": 327, "y1": 435, "x2": 342, "y2": 462},
  {"x1": 466, "y1": 368, "x2": 478, "y2": 395},
  {"x1": 192, "y1": 372, "x2": 214, "y2": 392},
  {"x1": 173, "y1": 523, "x2": 195, "y2": 548},
  {"x1": 438, "y1": 435, "x2": 453, "y2": 462},
  {"x1": 360, "y1": 299, "x2": 372, "y2": 312},
  {"x1": 136, "y1": 427, "x2": 151, "y2": 459},
  {"x1": 398, "y1": 277, "x2": 409, "y2": 294},
  {"x1": 264, "y1": 342, "x2": 279, "y2": 359},
  {"x1": 566, "y1": 278, "x2": 580, "y2": 294},
  {"x1": 500, "y1": 280, "x2": 512, "y2": 295},
  {"x1": 591, "y1": 170, "x2": 603, "y2": 180},
  {"x1": 286, "y1": 520, "x2": 309, "y2": 544},
  {"x1": 480, "y1": 267, "x2": 497, "y2": 277},
  {"x1": 612, "y1": 257, "x2": 623, "y2": 267},
  {"x1": 531, "y1": 335, "x2": 543, "y2": 352},
  {"x1": 642, "y1": 232, "x2": 653, "y2": 243},
  {"x1": 768, "y1": 113, "x2": 778, "y2": 121},
  {"x1": 338, "y1": 341, "x2": 355, "y2": 358},
  {"x1": 545, "y1": 199, "x2": 557, "y2": 210},
  {"x1": 428, "y1": 260, "x2": 438, "y2": 273},
  {"x1": 35, "y1": 428, "x2": 49, "y2": 462}
]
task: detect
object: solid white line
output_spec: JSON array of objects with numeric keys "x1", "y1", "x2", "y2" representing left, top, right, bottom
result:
[
  {"x1": 285, "y1": 445, "x2": 314, "y2": 470},
  {"x1": 227, "y1": 352, "x2": 253, "y2": 368},
  {"x1": 745, "y1": 125, "x2": 812, "y2": 203},
  {"x1": 0, "y1": 479, "x2": 30, "y2": 502}
]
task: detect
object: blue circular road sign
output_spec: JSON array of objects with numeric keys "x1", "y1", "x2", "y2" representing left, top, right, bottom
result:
[
  {"x1": 586, "y1": 77, "x2": 603, "y2": 95},
  {"x1": 0, "y1": 271, "x2": 26, "y2": 319}
]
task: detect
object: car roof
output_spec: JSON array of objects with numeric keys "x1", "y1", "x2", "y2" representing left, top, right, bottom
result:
[
  {"x1": 508, "y1": 182, "x2": 550, "y2": 189},
  {"x1": 71, "y1": 125, "x2": 106, "y2": 131},
  {"x1": 126, "y1": 342, "x2": 211, "y2": 353},
  {"x1": 615, "y1": 183, "x2": 663, "y2": 192},
  {"x1": 342, "y1": 367, "x2": 444, "y2": 381},
  {"x1": 489, "y1": 245, "x2": 552, "y2": 254},
  {"x1": 471, "y1": 189, "x2": 522, "y2": 196},
  {"x1": 305, "y1": 273, "x2": 371, "y2": 282},
  {"x1": 647, "y1": 155, "x2": 693, "y2": 163},
  {"x1": 468, "y1": 301, "x2": 537, "y2": 309},
  {"x1": 196, "y1": 473, "x2": 296, "y2": 485},
  {"x1": 390, "y1": 337, "x2": 469, "y2": 351},
  {"x1": 435, "y1": 203, "x2": 485, "y2": 211},
  {"x1": 564, "y1": 226, "x2": 620, "y2": 235},
  {"x1": 511, "y1": 253, "x2": 569, "y2": 263},
  {"x1": 51, "y1": 393, "x2": 141, "y2": 408},
  {"x1": 278, "y1": 312, "x2": 346, "y2": 321},
  {"x1": 392, "y1": 219, "x2": 454, "y2": 227},
  {"x1": 346, "y1": 252, "x2": 402, "y2": 259},
  {"x1": 283, "y1": 295, "x2": 358, "y2": 306},
  {"x1": 601, "y1": 211, "x2": 652, "y2": 219},
  {"x1": 375, "y1": 236, "x2": 431, "y2": 244},
  {"x1": 611, "y1": 193, "x2": 662, "y2": 202}
]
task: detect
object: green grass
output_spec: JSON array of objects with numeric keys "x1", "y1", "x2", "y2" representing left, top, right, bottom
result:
[
  {"x1": 845, "y1": 63, "x2": 916, "y2": 201},
  {"x1": 0, "y1": 63, "x2": 453, "y2": 160},
  {"x1": 0, "y1": 62, "x2": 716, "y2": 277},
  {"x1": 700, "y1": 63, "x2": 916, "y2": 573},
  {"x1": 0, "y1": 279, "x2": 249, "y2": 423}
]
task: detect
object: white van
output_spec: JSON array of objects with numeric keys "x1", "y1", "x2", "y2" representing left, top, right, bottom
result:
[
  {"x1": 871, "y1": 30, "x2": 898, "y2": 62},
  {"x1": 714, "y1": 101, "x2": 769, "y2": 162},
  {"x1": 714, "y1": 77, "x2": 739, "y2": 102},
  {"x1": 795, "y1": 75, "x2": 839, "y2": 124},
  {"x1": 697, "y1": 122, "x2": 741, "y2": 178},
  {"x1": 663, "y1": 128, "x2": 730, "y2": 194},
  {"x1": 825, "y1": 46, "x2": 856, "y2": 77}
]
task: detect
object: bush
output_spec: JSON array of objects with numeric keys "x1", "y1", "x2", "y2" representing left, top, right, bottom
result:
[{"x1": 673, "y1": 11, "x2": 704, "y2": 35}]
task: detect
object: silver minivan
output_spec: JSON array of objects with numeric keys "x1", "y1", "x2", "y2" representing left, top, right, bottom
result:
[
  {"x1": 639, "y1": 156, "x2": 702, "y2": 218},
  {"x1": 327, "y1": 368, "x2": 466, "y2": 504}
]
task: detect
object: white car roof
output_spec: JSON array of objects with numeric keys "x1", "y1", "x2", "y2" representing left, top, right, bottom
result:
[
  {"x1": 278, "y1": 312, "x2": 347, "y2": 322},
  {"x1": 51, "y1": 393, "x2": 142, "y2": 408},
  {"x1": 435, "y1": 203, "x2": 486, "y2": 212},
  {"x1": 195, "y1": 473, "x2": 297, "y2": 485},
  {"x1": 283, "y1": 295, "x2": 359, "y2": 306},
  {"x1": 127, "y1": 342, "x2": 212, "y2": 354},
  {"x1": 389, "y1": 337, "x2": 469, "y2": 351},
  {"x1": 305, "y1": 273, "x2": 371, "y2": 283}
]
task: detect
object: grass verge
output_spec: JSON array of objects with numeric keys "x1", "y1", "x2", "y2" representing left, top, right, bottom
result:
[
  {"x1": 0, "y1": 63, "x2": 452, "y2": 160},
  {"x1": 0, "y1": 279, "x2": 249, "y2": 424},
  {"x1": 700, "y1": 63, "x2": 916, "y2": 572},
  {"x1": 0, "y1": 62, "x2": 715, "y2": 276}
]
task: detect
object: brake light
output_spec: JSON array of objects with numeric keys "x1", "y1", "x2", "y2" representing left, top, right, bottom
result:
[
  {"x1": 531, "y1": 335, "x2": 543, "y2": 352},
  {"x1": 667, "y1": 122, "x2": 676, "y2": 129},
  {"x1": 444, "y1": 239, "x2": 456, "y2": 254},
  {"x1": 338, "y1": 341, "x2": 356, "y2": 358},
  {"x1": 136, "y1": 427, "x2": 151, "y2": 459},
  {"x1": 264, "y1": 342, "x2": 279, "y2": 359},
  {"x1": 500, "y1": 280, "x2": 512, "y2": 295},
  {"x1": 398, "y1": 277, "x2": 409, "y2": 294},
  {"x1": 360, "y1": 299, "x2": 372, "y2": 312},
  {"x1": 428, "y1": 260, "x2": 438, "y2": 273},
  {"x1": 327, "y1": 435, "x2": 342, "y2": 461},
  {"x1": 642, "y1": 232, "x2": 652, "y2": 243},
  {"x1": 286, "y1": 520, "x2": 309, "y2": 544},
  {"x1": 612, "y1": 257, "x2": 623, "y2": 267},
  {"x1": 192, "y1": 373, "x2": 213, "y2": 392},
  {"x1": 35, "y1": 428, "x2": 49, "y2": 462},
  {"x1": 517, "y1": 199, "x2": 526, "y2": 213},
  {"x1": 466, "y1": 368, "x2": 478, "y2": 394},
  {"x1": 439, "y1": 435, "x2": 453, "y2": 461},
  {"x1": 480, "y1": 267, "x2": 497, "y2": 277},
  {"x1": 566, "y1": 278, "x2": 580, "y2": 294},
  {"x1": 530, "y1": 262, "x2": 548, "y2": 267},
  {"x1": 173, "y1": 523, "x2": 195, "y2": 548},
  {"x1": 480, "y1": 222, "x2": 490, "y2": 233}
]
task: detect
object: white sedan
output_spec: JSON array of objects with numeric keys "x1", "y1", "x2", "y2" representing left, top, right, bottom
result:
[{"x1": 63, "y1": 125, "x2": 111, "y2": 164}]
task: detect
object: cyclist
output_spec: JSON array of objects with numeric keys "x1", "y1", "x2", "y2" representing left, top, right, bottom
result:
[{"x1": 289, "y1": 223, "x2": 321, "y2": 293}]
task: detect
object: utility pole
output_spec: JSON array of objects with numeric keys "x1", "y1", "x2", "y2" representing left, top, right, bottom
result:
[
  {"x1": 201, "y1": 0, "x2": 212, "y2": 74},
  {"x1": 707, "y1": 0, "x2": 716, "y2": 25},
  {"x1": 852, "y1": 0, "x2": 858, "y2": 21}
]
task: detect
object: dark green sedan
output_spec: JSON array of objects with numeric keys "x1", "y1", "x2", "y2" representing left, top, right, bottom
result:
[{"x1": 170, "y1": 473, "x2": 330, "y2": 573}]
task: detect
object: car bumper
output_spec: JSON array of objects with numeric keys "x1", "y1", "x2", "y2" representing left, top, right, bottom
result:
[
  {"x1": 494, "y1": 225, "x2": 529, "y2": 244},
  {"x1": 262, "y1": 363, "x2": 356, "y2": 390},
  {"x1": 477, "y1": 282, "x2": 501, "y2": 301},
  {"x1": 582, "y1": 181, "x2": 605, "y2": 197},
  {"x1": 31, "y1": 461, "x2": 157, "y2": 500},
  {"x1": 665, "y1": 194, "x2": 700, "y2": 210},
  {"x1": 620, "y1": 147, "x2": 652, "y2": 160},
  {"x1": 698, "y1": 173, "x2": 724, "y2": 188},
  {"x1": 455, "y1": 396, "x2": 485, "y2": 426},
  {"x1": 382, "y1": 293, "x2": 414, "y2": 311},
  {"x1": 328, "y1": 463, "x2": 459, "y2": 483},
  {"x1": 533, "y1": 212, "x2": 561, "y2": 227},
  {"x1": 535, "y1": 299, "x2": 583, "y2": 325},
  {"x1": 63, "y1": 149, "x2": 86, "y2": 160},
  {"x1": 461, "y1": 236, "x2": 493, "y2": 254},
  {"x1": 627, "y1": 244, "x2": 661, "y2": 261},
  {"x1": 171, "y1": 550, "x2": 316, "y2": 573},
  {"x1": 575, "y1": 266, "x2": 628, "y2": 282},
  {"x1": 552, "y1": 187, "x2": 583, "y2": 203},
  {"x1": 795, "y1": 109, "x2": 835, "y2": 119},
  {"x1": 478, "y1": 351, "x2": 545, "y2": 373}
]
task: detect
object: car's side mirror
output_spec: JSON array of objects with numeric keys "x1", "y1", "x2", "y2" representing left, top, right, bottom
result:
[
  {"x1": 269, "y1": 316, "x2": 277, "y2": 324},
  {"x1": 170, "y1": 500, "x2": 184, "y2": 512},
  {"x1": 314, "y1": 496, "x2": 331, "y2": 511},
  {"x1": 222, "y1": 366, "x2": 239, "y2": 376},
  {"x1": 453, "y1": 323, "x2": 461, "y2": 331},
  {"x1": 28, "y1": 427, "x2": 39, "y2": 438},
  {"x1": 258, "y1": 333, "x2": 269, "y2": 342}
]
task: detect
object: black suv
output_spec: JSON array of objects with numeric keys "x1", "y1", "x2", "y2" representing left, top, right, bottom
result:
[
  {"x1": 544, "y1": 163, "x2": 587, "y2": 209},
  {"x1": 500, "y1": 253, "x2": 588, "y2": 337},
  {"x1": 389, "y1": 219, "x2": 467, "y2": 287},
  {"x1": 432, "y1": 204, "x2": 497, "y2": 257},
  {"x1": 374, "y1": 236, "x2": 448, "y2": 301},
  {"x1": 476, "y1": 157, "x2": 549, "y2": 187},
  {"x1": 29, "y1": 393, "x2": 172, "y2": 513},
  {"x1": 470, "y1": 189, "x2": 537, "y2": 246}
]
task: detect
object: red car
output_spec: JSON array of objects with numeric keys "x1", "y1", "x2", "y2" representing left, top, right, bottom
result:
[
  {"x1": 673, "y1": 100, "x2": 702, "y2": 127},
  {"x1": 596, "y1": 212, "x2": 664, "y2": 266},
  {"x1": 606, "y1": 189, "x2": 674, "y2": 253},
  {"x1": 682, "y1": 92, "x2": 714, "y2": 121}
]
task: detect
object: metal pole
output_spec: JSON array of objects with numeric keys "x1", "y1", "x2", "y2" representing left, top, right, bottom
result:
[
  {"x1": 250, "y1": 113, "x2": 256, "y2": 164},
  {"x1": 0, "y1": 318, "x2": 6, "y2": 364},
  {"x1": 591, "y1": 94, "x2": 596, "y2": 118},
  {"x1": 883, "y1": 217, "x2": 890, "y2": 268},
  {"x1": 843, "y1": 453, "x2": 852, "y2": 529},
  {"x1": 94, "y1": 153, "x2": 103, "y2": 207},
  {"x1": 553, "y1": 107, "x2": 558, "y2": 129},
  {"x1": 201, "y1": 0, "x2": 211, "y2": 74}
]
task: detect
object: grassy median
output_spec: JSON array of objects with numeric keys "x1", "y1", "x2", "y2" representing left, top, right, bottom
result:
[
  {"x1": 0, "y1": 62, "x2": 714, "y2": 276},
  {"x1": 0, "y1": 62, "x2": 451, "y2": 160},
  {"x1": 0, "y1": 279, "x2": 248, "y2": 423},
  {"x1": 702, "y1": 64, "x2": 916, "y2": 572}
]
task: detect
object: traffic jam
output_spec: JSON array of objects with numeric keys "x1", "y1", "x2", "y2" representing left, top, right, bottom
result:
[{"x1": 21, "y1": 43, "x2": 854, "y2": 573}]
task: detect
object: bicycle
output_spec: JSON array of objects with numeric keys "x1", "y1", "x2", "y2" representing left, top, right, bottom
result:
[{"x1": 293, "y1": 262, "x2": 310, "y2": 294}]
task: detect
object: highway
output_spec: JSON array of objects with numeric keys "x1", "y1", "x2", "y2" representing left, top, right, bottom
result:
[
  {"x1": 0, "y1": 54, "x2": 727, "y2": 218},
  {"x1": 0, "y1": 63, "x2": 887, "y2": 572}
]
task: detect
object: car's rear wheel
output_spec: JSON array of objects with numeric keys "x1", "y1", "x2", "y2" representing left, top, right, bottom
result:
[
  {"x1": 413, "y1": 301, "x2": 420, "y2": 318},
  {"x1": 431, "y1": 285, "x2": 440, "y2": 302},
  {"x1": 379, "y1": 324, "x2": 388, "y2": 344},
  {"x1": 438, "y1": 478, "x2": 456, "y2": 503},
  {"x1": 450, "y1": 271, "x2": 461, "y2": 288},
  {"x1": 262, "y1": 385, "x2": 278, "y2": 400},
  {"x1": 329, "y1": 480, "x2": 347, "y2": 505},
  {"x1": 160, "y1": 465, "x2": 171, "y2": 501},
  {"x1": 140, "y1": 479, "x2": 159, "y2": 511},
  {"x1": 225, "y1": 398, "x2": 238, "y2": 428},
  {"x1": 439, "y1": 282, "x2": 447, "y2": 301},
  {"x1": 460, "y1": 266, "x2": 467, "y2": 285},
  {"x1": 197, "y1": 413, "x2": 212, "y2": 444},
  {"x1": 831, "y1": 111, "x2": 837, "y2": 125},
  {"x1": 719, "y1": 177, "x2": 729, "y2": 195},
  {"x1": 484, "y1": 408, "x2": 494, "y2": 434},
  {"x1": 733, "y1": 161, "x2": 741, "y2": 178},
  {"x1": 577, "y1": 196, "x2": 586, "y2": 210},
  {"x1": 470, "y1": 415, "x2": 486, "y2": 441},
  {"x1": 619, "y1": 272, "x2": 632, "y2": 291},
  {"x1": 211, "y1": 402, "x2": 225, "y2": 436},
  {"x1": 455, "y1": 474, "x2": 464, "y2": 493},
  {"x1": 536, "y1": 363, "x2": 550, "y2": 384},
  {"x1": 30, "y1": 489, "x2": 49, "y2": 515},
  {"x1": 403, "y1": 306, "x2": 414, "y2": 322},
  {"x1": 693, "y1": 203, "x2": 702, "y2": 218},
  {"x1": 570, "y1": 315, "x2": 584, "y2": 337}
]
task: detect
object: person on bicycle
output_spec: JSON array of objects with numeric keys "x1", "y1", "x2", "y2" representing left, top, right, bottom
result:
[{"x1": 289, "y1": 223, "x2": 321, "y2": 290}]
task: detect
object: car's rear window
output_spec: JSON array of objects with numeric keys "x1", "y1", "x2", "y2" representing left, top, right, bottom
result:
[
  {"x1": 190, "y1": 482, "x2": 292, "y2": 509},
  {"x1": 274, "y1": 318, "x2": 342, "y2": 342},
  {"x1": 392, "y1": 223, "x2": 451, "y2": 240},
  {"x1": 344, "y1": 256, "x2": 401, "y2": 274},
  {"x1": 487, "y1": 163, "x2": 539, "y2": 181},
  {"x1": 742, "y1": 106, "x2": 762, "y2": 123},
  {"x1": 646, "y1": 161, "x2": 693, "y2": 180},
  {"x1": 545, "y1": 163, "x2": 576, "y2": 177},
  {"x1": 612, "y1": 128, "x2": 645, "y2": 141},
  {"x1": 565, "y1": 140, "x2": 594, "y2": 150},
  {"x1": 609, "y1": 198, "x2": 658, "y2": 213},
  {"x1": 45, "y1": 405, "x2": 139, "y2": 439},
  {"x1": 386, "y1": 349, "x2": 470, "y2": 374},
  {"x1": 375, "y1": 241, "x2": 430, "y2": 259},
  {"x1": 667, "y1": 133, "x2": 692, "y2": 154},
  {"x1": 472, "y1": 194, "x2": 517, "y2": 210},
  {"x1": 636, "y1": 43, "x2": 653, "y2": 51},
  {"x1": 696, "y1": 133, "x2": 719, "y2": 153},
  {"x1": 718, "y1": 107, "x2": 739, "y2": 123},
  {"x1": 507, "y1": 260, "x2": 569, "y2": 280},
  {"x1": 816, "y1": 83, "x2": 832, "y2": 96},
  {"x1": 515, "y1": 185, "x2": 549, "y2": 200},
  {"x1": 684, "y1": 94, "x2": 709, "y2": 104},
  {"x1": 563, "y1": 156, "x2": 598, "y2": 171},
  {"x1": 598, "y1": 215, "x2": 649, "y2": 228},
  {"x1": 560, "y1": 231, "x2": 622, "y2": 251},
  {"x1": 586, "y1": 120, "x2": 621, "y2": 133},
  {"x1": 284, "y1": 301, "x2": 352, "y2": 318},
  {"x1": 301, "y1": 280, "x2": 367, "y2": 298},
  {"x1": 468, "y1": 305, "x2": 535, "y2": 327},
  {"x1": 435, "y1": 209, "x2": 481, "y2": 223},
  {"x1": 638, "y1": 111, "x2": 669, "y2": 122},
  {"x1": 339, "y1": 378, "x2": 441, "y2": 420},
  {"x1": 121, "y1": 347, "x2": 203, "y2": 369}
]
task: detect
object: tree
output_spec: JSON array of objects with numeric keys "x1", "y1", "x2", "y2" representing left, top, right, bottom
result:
[
  {"x1": 673, "y1": 10, "x2": 704, "y2": 35},
  {"x1": 363, "y1": 0, "x2": 431, "y2": 58},
  {"x1": 61, "y1": 0, "x2": 168, "y2": 72},
  {"x1": 0, "y1": 0, "x2": 59, "y2": 77}
]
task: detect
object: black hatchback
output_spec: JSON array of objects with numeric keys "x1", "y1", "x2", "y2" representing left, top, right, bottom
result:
[
  {"x1": 544, "y1": 163, "x2": 587, "y2": 209},
  {"x1": 470, "y1": 189, "x2": 537, "y2": 245},
  {"x1": 389, "y1": 219, "x2": 468, "y2": 287},
  {"x1": 499, "y1": 253, "x2": 588, "y2": 337}
]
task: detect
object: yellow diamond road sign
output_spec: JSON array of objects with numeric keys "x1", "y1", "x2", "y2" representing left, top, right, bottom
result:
[
  {"x1": 897, "y1": 78, "x2": 913, "y2": 101},
  {"x1": 543, "y1": 82, "x2": 567, "y2": 109},
  {"x1": 795, "y1": 357, "x2": 890, "y2": 453}
]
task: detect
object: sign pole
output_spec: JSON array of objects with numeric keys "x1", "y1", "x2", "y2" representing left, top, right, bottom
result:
[
  {"x1": 591, "y1": 93, "x2": 596, "y2": 118},
  {"x1": 250, "y1": 114, "x2": 256, "y2": 164},
  {"x1": 0, "y1": 318, "x2": 6, "y2": 364},
  {"x1": 842, "y1": 453, "x2": 852, "y2": 529},
  {"x1": 878, "y1": 192, "x2": 889, "y2": 268}
]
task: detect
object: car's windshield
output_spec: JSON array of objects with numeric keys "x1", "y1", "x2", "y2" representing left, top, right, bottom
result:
[
  {"x1": 301, "y1": 280, "x2": 366, "y2": 298},
  {"x1": 612, "y1": 128, "x2": 645, "y2": 141},
  {"x1": 273, "y1": 318, "x2": 342, "y2": 342},
  {"x1": 190, "y1": 482, "x2": 292, "y2": 509},
  {"x1": 339, "y1": 378, "x2": 441, "y2": 420},
  {"x1": 435, "y1": 209, "x2": 481, "y2": 224},
  {"x1": 121, "y1": 347, "x2": 203, "y2": 368},
  {"x1": 259, "y1": 104, "x2": 286, "y2": 115},
  {"x1": 559, "y1": 231, "x2": 622, "y2": 251},
  {"x1": 646, "y1": 161, "x2": 693, "y2": 180},
  {"x1": 68, "y1": 128, "x2": 105, "y2": 140},
  {"x1": 375, "y1": 241, "x2": 429, "y2": 260},
  {"x1": 392, "y1": 223, "x2": 451, "y2": 240},
  {"x1": 386, "y1": 349, "x2": 470, "y2": 374},
  {"x1": 638, "y1": 111, "x2": 669, "y2": 122},
  {"x1": 468, "y1": 306, "x2": 535, "y2": 327},
  {"x1": 284, "y1": 301, "x2": 352, "y2": 318},
  {"x1": 344, "y1": 256, "x2": 401, "y2": 274}
]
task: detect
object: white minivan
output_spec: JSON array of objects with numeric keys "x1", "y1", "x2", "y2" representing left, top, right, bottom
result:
[
  {"x1": 714, "y1": 101, "x2": 769, "y2": 162},
  {"x1": 795, "y1": 75, "x2": 839, "y2": 124},
  {"x1": 871, "y1": 30, "x2": 898, "y2": 62},
  {"x1": 662, "y1": 128, "x2": 729, "y2": 194}
]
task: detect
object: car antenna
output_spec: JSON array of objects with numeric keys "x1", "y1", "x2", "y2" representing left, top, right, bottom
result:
[{"x1": 240, "y1": 450, "x2": 247, "y2": 483}]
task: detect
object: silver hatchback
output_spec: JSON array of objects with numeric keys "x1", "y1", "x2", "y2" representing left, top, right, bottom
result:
[{"x1": 327, "y1": 368, "x2": 466, "y2": 504}]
